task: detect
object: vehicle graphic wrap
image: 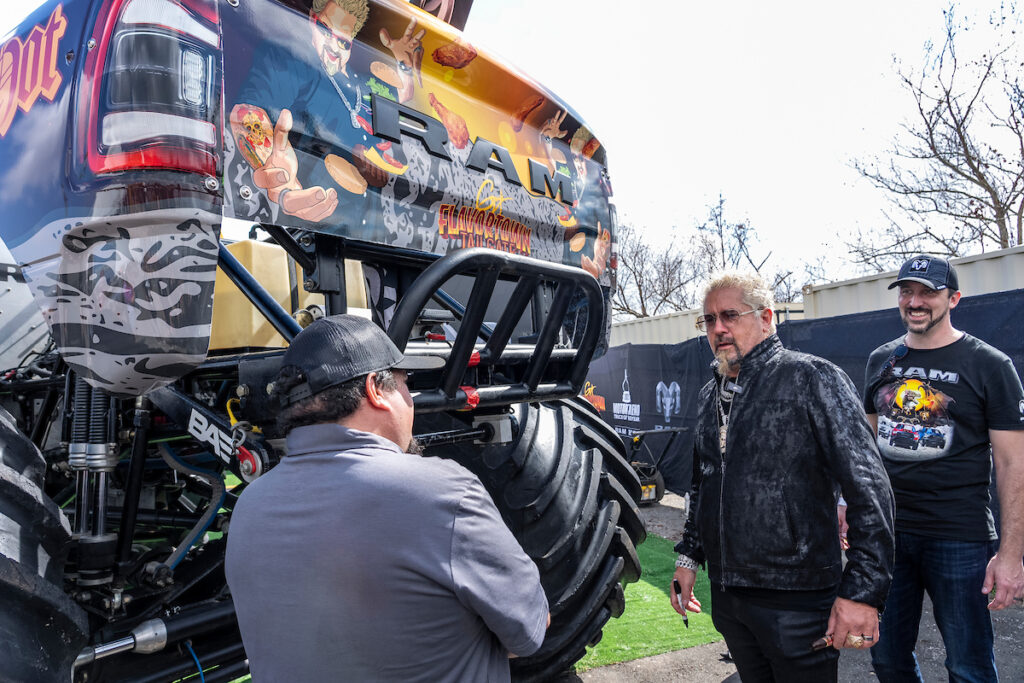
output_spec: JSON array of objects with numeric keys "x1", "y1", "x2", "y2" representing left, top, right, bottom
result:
[
  {"x1": 18, "y1": 209, "x2": 220, "y2": 396},
  {"x1": 0, "y1": 5, "x2": 67, "y2": 137},
  {"x1": 222, "y1": 0, "x2": 615, "y2": 286},
  {"x1": 874, "y1": 376, "x2": 954, "y2": 461}
]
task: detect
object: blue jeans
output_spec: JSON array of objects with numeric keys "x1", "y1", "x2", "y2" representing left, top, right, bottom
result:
[{"x1": 871, "y1": 531, "x2": 998, "y2": 683}]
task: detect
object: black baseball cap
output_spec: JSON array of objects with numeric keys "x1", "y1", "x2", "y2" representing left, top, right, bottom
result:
[
  {"x1": 274, "y1": 315, "x2": 444, "y2": 406},
  {"x1": 888, "y1": 254, "x2": 959, "y2": 291}
]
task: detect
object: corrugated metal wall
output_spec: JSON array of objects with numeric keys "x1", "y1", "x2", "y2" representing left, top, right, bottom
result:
[
  {"x1": 801, "y1": 245, "x2": 1024, "y2": 318},
  {"x1": 611, "y1": 246, "x2": 1024, "y2": 345},
  {"x1": 610, "y1": 306, "x2": 804, "y2": 346}
]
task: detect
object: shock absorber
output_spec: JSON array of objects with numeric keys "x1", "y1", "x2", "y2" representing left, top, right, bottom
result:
[
  {"x1": 69, "y1": 376, "x2": 91, "y2": 537},
  {"x1": 78, "y1": 385, "x2": 119, "y2": 586}
]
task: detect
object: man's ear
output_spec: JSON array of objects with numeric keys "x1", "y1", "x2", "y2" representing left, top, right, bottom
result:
[
  {"x1": 364, "y1": 372, "x2": 390, "y2": 410},
  {"x1": 761, "y1": 306, "x2": 774, "y2": 333},
  {"x1": 948, "y1": 290, "x2": 962, "y2": 309}
]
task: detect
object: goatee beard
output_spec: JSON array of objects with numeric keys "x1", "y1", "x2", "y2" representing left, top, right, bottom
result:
[
  {"x1": 405, "y1": 437, "x2": 424, "y2": 455},
  {"x1": 902, "y1": 308, "x2": 946, "y2": 334},
  {"x1": 714, "y1": 348, "x2": 741, "y2": 373}
]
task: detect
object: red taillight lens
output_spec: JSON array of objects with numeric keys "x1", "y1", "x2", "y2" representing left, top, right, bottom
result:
[{"x1": 78, "y1": 0, "x2": 221, "y2": 177}]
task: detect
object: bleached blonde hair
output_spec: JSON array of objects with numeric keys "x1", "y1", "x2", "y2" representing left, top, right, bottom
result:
[{"x1": 702, "y1": 271, "x2": 777, "y2": 334}]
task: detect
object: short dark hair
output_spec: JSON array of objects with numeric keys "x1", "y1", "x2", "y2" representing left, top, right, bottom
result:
[{"x1": 277, "y1": 368, "x2": 397, "y2": 433}]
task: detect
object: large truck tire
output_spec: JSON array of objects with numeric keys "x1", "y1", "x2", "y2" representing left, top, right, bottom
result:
[
  {"x1": 0, "y1": 408, "x2": 89, "y2": 682},
  {"x1": 421, "y1": 397, "x2": 646, "y2": 681}
]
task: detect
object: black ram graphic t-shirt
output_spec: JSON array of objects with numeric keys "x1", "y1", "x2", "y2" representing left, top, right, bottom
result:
[{"x1": 864, "y1": 334, "x2": 1024, "y2": 541}]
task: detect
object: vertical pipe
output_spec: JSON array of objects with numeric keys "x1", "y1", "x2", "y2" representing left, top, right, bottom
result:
[
  {"x1": 117, "y1": 398, "x2": 151, "y2": 568},
  {"x1": 71, "y1": 377, "x2": 91, "y2": 536}
]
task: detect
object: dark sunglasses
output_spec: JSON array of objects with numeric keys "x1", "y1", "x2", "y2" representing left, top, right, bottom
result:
[
  {"x1": 695, "y1": 308, "x2": 762, "y2": 332},
  {"x1": 314, "y1": 15, "x2": 353, "y2": 52}
]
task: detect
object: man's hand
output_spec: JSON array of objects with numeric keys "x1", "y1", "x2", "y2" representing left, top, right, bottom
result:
[
  {"x1": 988, "y1": 429, "x2": 1024, "y2": 610},
  {"x1": 670, "y1": 567, "x2": 702, "y2": 616},
  {"x1": 539, "y1": 109, "x2": 568, "y2": 144},
  {"x1": 252, "y1": 109, "x2": 300, "y2": 200},
  {"x1": 827, "y1": 597, "x2": 879, "y2": 649},
  {"x1": 380, "y1": 19, "x2": 424, "y2": 102},
  {"x1": 278, "y1": 186, "x2": 338, "y2": 222},
  {"x1": 982, "y1": 551, "x2": 1024, "y2": 610},
  {"x1": 251, "y1": 109, "x2": 338, "y2": 221}
]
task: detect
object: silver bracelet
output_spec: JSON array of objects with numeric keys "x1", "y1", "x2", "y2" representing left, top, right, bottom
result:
[{"x1": 675, "y1": 555, "x2": 699, "y2": 570}]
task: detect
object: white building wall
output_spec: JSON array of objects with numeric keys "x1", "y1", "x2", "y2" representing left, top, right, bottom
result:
[{"x1": 611, "y1": 246, "x2": 1024, "y2": 345}]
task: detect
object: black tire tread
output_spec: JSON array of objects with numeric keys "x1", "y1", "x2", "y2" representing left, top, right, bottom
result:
[
  {"x1": 419, "y1": 398, "x2": 646, "y2": 682},
  {"x1": 0, "y1": 457, "x2": 88, "y2": 683}
]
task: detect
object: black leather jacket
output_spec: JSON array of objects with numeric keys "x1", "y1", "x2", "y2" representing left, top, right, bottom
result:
[{"x1": 675, "y1": 335, "x2": 895, "y2": 610}]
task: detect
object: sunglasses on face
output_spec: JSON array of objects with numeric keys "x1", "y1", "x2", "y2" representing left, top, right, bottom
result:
[
  {"x1": 314, "y1": 15, "x2": 353, "y2": 52},
  {"x1": 695, "y1": 308, "x2": 762, "y2": 332}
]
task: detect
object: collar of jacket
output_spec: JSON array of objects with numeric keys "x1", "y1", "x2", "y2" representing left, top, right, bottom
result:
[{"x1": 711, "y1": 333, "x2": 783, "y2": 380}]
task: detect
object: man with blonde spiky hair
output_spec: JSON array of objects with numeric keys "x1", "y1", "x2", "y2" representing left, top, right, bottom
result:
[{"x1": 671, "y1": 271, "x2": 895, "y2": 682}]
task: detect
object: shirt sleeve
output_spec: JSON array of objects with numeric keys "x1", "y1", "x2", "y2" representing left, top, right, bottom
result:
[
  {"x1": 236, "y1": 44, "x2": 302, "y2": 120},
  {"x1": 450, "y1": 478, "x2": 549, "y2": 656},
  {"x1": 863, "y1": 348, "x2": 886, "y2": 415},
  {"x1": 812, "y1": 362, "x2": 895, "y2": 610},
  {"x1": 984, "y1": 355, "x2": 1024, "y2": 430}
]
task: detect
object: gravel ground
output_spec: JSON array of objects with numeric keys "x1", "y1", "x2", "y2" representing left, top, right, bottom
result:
[{"x1": 568, "y1": 493, "x2": 1024, "y2": 682}]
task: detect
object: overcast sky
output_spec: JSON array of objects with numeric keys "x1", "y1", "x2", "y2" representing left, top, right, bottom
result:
[
  {"x1": 1, "y1": 1, "x2": 1006, "y2": 282},
  {"x1": 463, "y1": 0, "x2": 980, "y2": 280}
]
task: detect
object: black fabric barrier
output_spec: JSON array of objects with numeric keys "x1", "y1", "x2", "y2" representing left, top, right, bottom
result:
[{"x1": 587, "y1": 288, "x2": 1024, "y2": 496}]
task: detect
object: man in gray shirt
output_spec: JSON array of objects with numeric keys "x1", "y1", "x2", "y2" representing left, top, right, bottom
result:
[{"x1": 226, "y1": 315, "x2": 549, "y2": 681}]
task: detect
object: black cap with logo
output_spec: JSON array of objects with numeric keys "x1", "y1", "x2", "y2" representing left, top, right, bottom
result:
[
  {"x1": 888, "y1": 254, "x2": 960, "y2": 292},
  {"x1": 273, "y1": 315, "x2": 444, "y2": 406}
]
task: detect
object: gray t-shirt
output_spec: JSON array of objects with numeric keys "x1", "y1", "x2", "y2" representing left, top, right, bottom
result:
[{"x1": 225, "y1": 424, "x2": 548, "y2": 682}]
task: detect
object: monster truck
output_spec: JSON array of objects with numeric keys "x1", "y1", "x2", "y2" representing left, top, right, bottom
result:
[{"x1": 0, "y1": 0, "x2": 643, "y2": 680}]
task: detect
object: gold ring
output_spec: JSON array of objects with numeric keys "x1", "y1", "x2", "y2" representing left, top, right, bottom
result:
[{"x1": 846, "y1": 634, "x2": 865, "y2": 648}]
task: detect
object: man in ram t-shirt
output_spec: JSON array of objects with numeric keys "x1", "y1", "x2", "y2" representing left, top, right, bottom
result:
[{"x1": 863, "y1": 254, "x2": 1024, "y2": 683}]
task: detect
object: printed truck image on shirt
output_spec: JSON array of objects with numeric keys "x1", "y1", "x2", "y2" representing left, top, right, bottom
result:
[{"x1": 875, "y1": 376, "x2": 954, "y2": 461}]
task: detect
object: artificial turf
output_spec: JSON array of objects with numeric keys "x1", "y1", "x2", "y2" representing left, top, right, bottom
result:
[{"x1": 574, "y1": 532, "x2": 722, "y2": 671}]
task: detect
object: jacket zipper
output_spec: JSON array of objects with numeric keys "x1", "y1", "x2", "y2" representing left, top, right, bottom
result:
[{"x1": 718, "y1": 369, "x2": 741, "y2": 590}]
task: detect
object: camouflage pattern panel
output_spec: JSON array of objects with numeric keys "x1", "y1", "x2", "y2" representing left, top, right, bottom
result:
[
  {"x1": 222, "y1": 0, "x2": 616, "y2": 289},
  {"x1": 17, "y1": 209, "x2": 220, "y2": 396},
  {"x1": 0, "y1": 1, "x2": 223, "y2": 397}
]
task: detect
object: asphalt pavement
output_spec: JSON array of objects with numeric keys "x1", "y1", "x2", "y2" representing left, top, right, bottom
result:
[{"x1": 566, "y1": 493, "x2": 1024, "y2": 682}]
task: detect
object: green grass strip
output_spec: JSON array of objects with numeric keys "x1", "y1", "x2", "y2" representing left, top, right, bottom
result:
[{"x1": 575, "y1": 533, "x2": 722, "y2": 671}]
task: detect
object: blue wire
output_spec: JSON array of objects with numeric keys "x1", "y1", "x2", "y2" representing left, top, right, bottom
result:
[
  {"x1": 163, "y1": 445, "x2": 227, "y2": 570},
  {"x1": 185, "y1": 641, "x2": 205, "y2": 683}
]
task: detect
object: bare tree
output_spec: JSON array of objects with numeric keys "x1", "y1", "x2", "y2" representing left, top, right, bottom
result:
[
  {"x1": 612, "y1": 196, "x2": 816, "y2": 320},
  {"x1": 611, "y1": 223, "x2": 702, "y2": 319},
  {"x1": 851, "y1": 5, "x2": 1024, "y2": 270},
  {"x1": 693, "y1": 195, "x2": 808, "y2": 303}
]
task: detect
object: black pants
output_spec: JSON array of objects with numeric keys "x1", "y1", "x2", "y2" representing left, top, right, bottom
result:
[{"x1": 711, "y1": 586, "x2": 839, "y2": 683}]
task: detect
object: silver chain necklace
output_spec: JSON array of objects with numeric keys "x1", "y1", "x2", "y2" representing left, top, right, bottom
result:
[
  {"x1": 322, "y1": 62, "x2": 362, "y2": 130},
  {"x1": 717, "y1": 374, "x2": 733, "y2": 452}
]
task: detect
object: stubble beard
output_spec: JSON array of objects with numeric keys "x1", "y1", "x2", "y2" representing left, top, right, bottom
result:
[{"x1": 405, "y1": 437, "x2": 423, "y2": 455}]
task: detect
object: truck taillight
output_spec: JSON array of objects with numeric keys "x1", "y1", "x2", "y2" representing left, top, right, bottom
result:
[{"x1": 78, "y1": 0, "x2": 221, "y2": 176}]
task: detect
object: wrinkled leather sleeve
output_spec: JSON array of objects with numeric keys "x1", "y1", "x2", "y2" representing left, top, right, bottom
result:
[
  {"x1": 811, "y1": 361, "x2": 896, "y2": 610},
  {"x1": 674, "y1": 422, "x2": 706, "y2": 566}
]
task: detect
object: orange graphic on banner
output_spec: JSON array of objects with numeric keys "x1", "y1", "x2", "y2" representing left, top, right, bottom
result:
[
  {"x1": 0, "y1": 5, "x2": 67, "y2": 137},
  {"x1": 437, "y1": 180, "x2": 532, "y2": 255},
  {"x1": 582, "y1": 381, "x2": 606, "y2": 412}
]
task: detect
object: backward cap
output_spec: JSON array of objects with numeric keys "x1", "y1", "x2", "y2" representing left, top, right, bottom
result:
[{"x1": 275, "y1": 315, "x2": 442, "y2": 405}]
